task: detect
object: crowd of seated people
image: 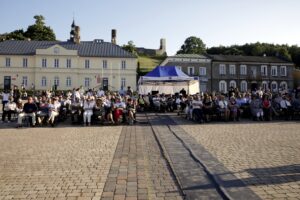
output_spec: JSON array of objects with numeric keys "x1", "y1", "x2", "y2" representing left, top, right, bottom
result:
[
  {"x1": 0, "y1": 86, "x2": 138, "y2": 127},
  {"x1": 1, "y1": 85, "x2": 300, "y2": 127}
]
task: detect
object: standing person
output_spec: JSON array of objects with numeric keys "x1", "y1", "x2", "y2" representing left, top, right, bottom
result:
[
  {"x1": 13, "y1": 86, "x2": 21, "y2": 103},
  {"x1": 1, "y1": 89, "x2": 10, "y2": 112},
  {"x1": 83, "y1": 96, "x2": 95, "y2": 126},
  {"x1": 280, "y1": 95, "x2": 292, "y2": 120},
  {"x1": 16, "y1": 96, "x2": 38, "y2": 128},
  {"x1": 180, "y1": 88, "x2": 187, "y2": 97}
]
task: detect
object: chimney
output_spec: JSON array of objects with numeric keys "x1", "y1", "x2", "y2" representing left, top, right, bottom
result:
[
  {"x1": 160, "y1": 38, "x2": 166, "y2": 51},
  {"x1": 111, "y1": 29, "x2": 117, "y2": 44}
]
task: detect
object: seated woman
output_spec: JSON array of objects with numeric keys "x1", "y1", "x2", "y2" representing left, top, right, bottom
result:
[
  {"x1": 250, "y1": 95, "x2": 264, "y2": 121},
  {"x1": 228, "y1": 96, "x2": 240, "y2": 121},
  {"x1": 2, "y1": 96, "x2": 16, "y2": 123},
  {"x1": 83, "y1": 96, "x2": 95, "y2": 126},
  {"x1": 202, "y1": 95, "x2": 213, "y2": 122},
  {"x1": 93, "y1": 98, "x2": 105, "y2": 123},
  {"x1": 103, "y1": 95, "x2": 114, "y2": 124},
  {"x1": 218, "y1": 95, "x2": 230, "y2": 121},
  {"x1": 113, "y1": 97, "x2": 126, "y2": 124},
  {"x1": 126, "y1": 98, "x2": 136, "y2": 125},
  {"x1": 262, "y1": 95, "x2": 272, "y2": 121},
  {"x1": 191, "y1": 94, "x2": 203, "y2": 123},
  {"x1": 47, "y1": 98, "x2": 60, "y2": 127}
]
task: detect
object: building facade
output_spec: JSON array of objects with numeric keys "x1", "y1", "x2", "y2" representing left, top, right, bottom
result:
[
  {"x1": 210, "y1": 55, "x2": 294, "y2": 93},
  {"x1": 160, "y1": 54, "x2": 212, "y2": 92},
  {"x1": 0, "y1": 22, "x2": 137, "y2": 91}
]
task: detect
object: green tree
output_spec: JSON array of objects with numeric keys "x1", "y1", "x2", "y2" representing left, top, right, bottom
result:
[
  {"x1": 122, "y1": 41, "x2": 137, "y2": 56},
  {"x1": 177, "y1": 36, "x2": 206, "y2": 54},
  {"x1": 24, "y1": 15, "x2": 56, "y2": 41}
]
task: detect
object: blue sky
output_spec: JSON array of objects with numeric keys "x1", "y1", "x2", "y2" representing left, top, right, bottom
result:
[{"x1": 1, "y1": 0, "x2": 300, "y2": 55}]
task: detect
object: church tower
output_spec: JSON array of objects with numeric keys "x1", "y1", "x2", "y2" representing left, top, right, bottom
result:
[{"x1": 69, "y1": 20, "x2": 80, "y2": 44}]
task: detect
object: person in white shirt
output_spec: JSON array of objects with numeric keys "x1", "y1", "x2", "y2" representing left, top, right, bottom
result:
[
  {"x1": 47, "y1": 98, "x2": 60, "y2": 126},
  {"x1": 1, "y1": 90, "x2": 10, "y2": 112},
  {"x1": 2, "y1": 97, "x2": 16, "y2": 122},
  {"x1": 218, "y1": 95, "x2": 230, "y2": 121},
  {"x1": 83, "y1": 96, "x2": 95, "y2": 126},
  {"x1": 192, "y1": 95, "x2": 203, "y2": 122},
  {"x1": 280, "y1": 95, "x2": 292, "y2": 120},
  {"x1": 97, "y1": 88, "x2": 105, "y2": 97}
]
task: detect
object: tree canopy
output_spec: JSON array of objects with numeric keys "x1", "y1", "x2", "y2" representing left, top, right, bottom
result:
[
  {"x1": 122, "y1": 41, "x2": 138, "y2": 56},
  {"x1": 0, "y1": 15, "x2": 56, "y2": 41},
  {"x1": 177, "y1": 36, "x2": 206, "y2": 54}
]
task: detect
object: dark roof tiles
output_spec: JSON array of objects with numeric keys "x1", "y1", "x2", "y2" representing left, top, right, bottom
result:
[
  {"x1": 209, "y1": 54, "x2": 292, "y2": 64},
  {"x1": 0, "y1": 40, "x2": 136, "y2": 58}
]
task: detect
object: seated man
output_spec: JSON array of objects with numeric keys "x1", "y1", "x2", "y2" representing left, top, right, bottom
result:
[
  {"x1": 191, "y1": 94, "x2": 203, "y2": 123},
  {"x1": 16, "y1": 96, "x2": 38, "y2": 127},
  {"x1": 250, "y1": 95, "x2": 264, "y2": 121},
  {"x1": 2, "y1": 96, "x2": 16, "y2": 123},
  {"x1": 126, "y1": 98, "x2": 136, "y2": 125},
  {"x1": 71, "y1": 97, "x2": 83, "y2": 123},
  {"x1": 36, "y1": 95, "x2": 49, "y2": 125},
  {"x1": 218, "y1": 95, "x2": 230, "y2": 121}
]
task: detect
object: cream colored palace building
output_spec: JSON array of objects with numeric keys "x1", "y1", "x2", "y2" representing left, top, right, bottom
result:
[{"x1": 0, "y1": 22, "x2": 137, "y2": 91}]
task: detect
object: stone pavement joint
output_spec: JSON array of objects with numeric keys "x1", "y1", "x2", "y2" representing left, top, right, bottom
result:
[{"x1": 147, "y1": 113, "x2": 260, "y2": 200}]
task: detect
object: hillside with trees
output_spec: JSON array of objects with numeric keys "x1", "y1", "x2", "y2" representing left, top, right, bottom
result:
[{"x1": 0, "y1": 15, "x2": 56, "y2": 41}]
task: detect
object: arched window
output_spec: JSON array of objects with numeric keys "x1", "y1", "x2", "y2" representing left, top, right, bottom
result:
[
  {"x1": 41, "y1": 77, "x2": 47, "y2": 87},
  {"x1": 280, "y1": 81, "x2": 288, "y2": 90},
  {"x1": 262, "y1": 81, "x2": 268, "y2": 91},
  {"x1": 271, "y1": 81, "x2": 278, "y2": 92},
  {"x1": 240, "y1": 80, "x2": 247, "y2": 92},
  {"x1": 229, "y1": 80, "x2": 236, "y2": 88},
  {"x1": 219, "y1": 80, "x2": 227, "y2": 93}
]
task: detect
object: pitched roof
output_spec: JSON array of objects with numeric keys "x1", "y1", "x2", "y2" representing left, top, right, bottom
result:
[
  {"x1": 171, "y1": 54, "x2": 209, "y2": 59},
  {"x1": 0, "y1": 40, "x2": 136, "y2": 58},
  {"x1": 209, "y1": 54, "x2": 292, "y2": 64}
]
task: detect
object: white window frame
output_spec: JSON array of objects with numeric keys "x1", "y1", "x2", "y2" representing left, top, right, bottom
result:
[
  {"x1": 240, "y1": 80, "x2": 247, "y2": 92},
  {"x1": 280, "y1": 66, "x2": 287, "y2": 76},
  {"x1": 229, "y1": 65, "x2": 236, "y2": 75},
  {"x1": 262, "y1": 81, "x2": 268, "y2": 91},
  {"x1": 280, "y1": 81, "x2": 288, "y2": 90},
  {"x1": 219, "y1": 80, "x2": 227, "y2": 93},
  {"x1": 240, "y1": 65, "x2": 247, "y2": 75},
  {"x1": 219, "y1": 64, "x2": 226, "y2": 75},
  {"x1": 5, "y1": 57, "x2": 11, "y2": 67},
  {"x1": 42, "y1": 58, "x2": 47, "y2": 68},
  {"x1": 66, "y1": 77, "x2": 72, "y2": 87},
  {"x1": 22, "y1": 76, "x2": 28, "y2": 87},
  {"x1": 23, "y1": 58, "x2": 28, "y2": 68},
  {"x1": 271, "y1": 81, "x2": 278, "y2": 92},
  {"x1": 84, "y1": 77, "x2": 90, "y2": 87},
  {"x1": 54, "y1": 59, "x2": 59, "y2": 68},
  {"x1": 103, "y1": 60, "x2": 108, "y2": 69},
  {"x1": 229, "y1": 80, "x2": 236, "y2": 88},
  {"x1": 199, "y1": 67, "x2": 206, "y2": 76},
  {"x1": 66, "y1": 59, "x2": 71, "y2": 68},
  {"x1": 121, "y1": 60, "x2": 126, "y2": 70},
  {"x1": 85, "y1": 59, "x2": 90, "y2": 69},
  {"x1": 261, "y1": 65, "x2": 268, "y2": 76},
  {"x1": 271, "y1": 66, "x2": 277, "y2": 76},
  {"x1": 54, "y1": 77, "x2": 60, "y2": 86},
  {"x1": 188, "y1": 67, "x2": 194, "y2": 76},
  {"x1": 41, "y1": 77, "x2": 47, "y2": 87}
]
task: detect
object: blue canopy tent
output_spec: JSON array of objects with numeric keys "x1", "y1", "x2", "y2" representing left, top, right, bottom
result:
[{"x1": 138, "y1": 66, "x2": 199, "y2": 94}]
